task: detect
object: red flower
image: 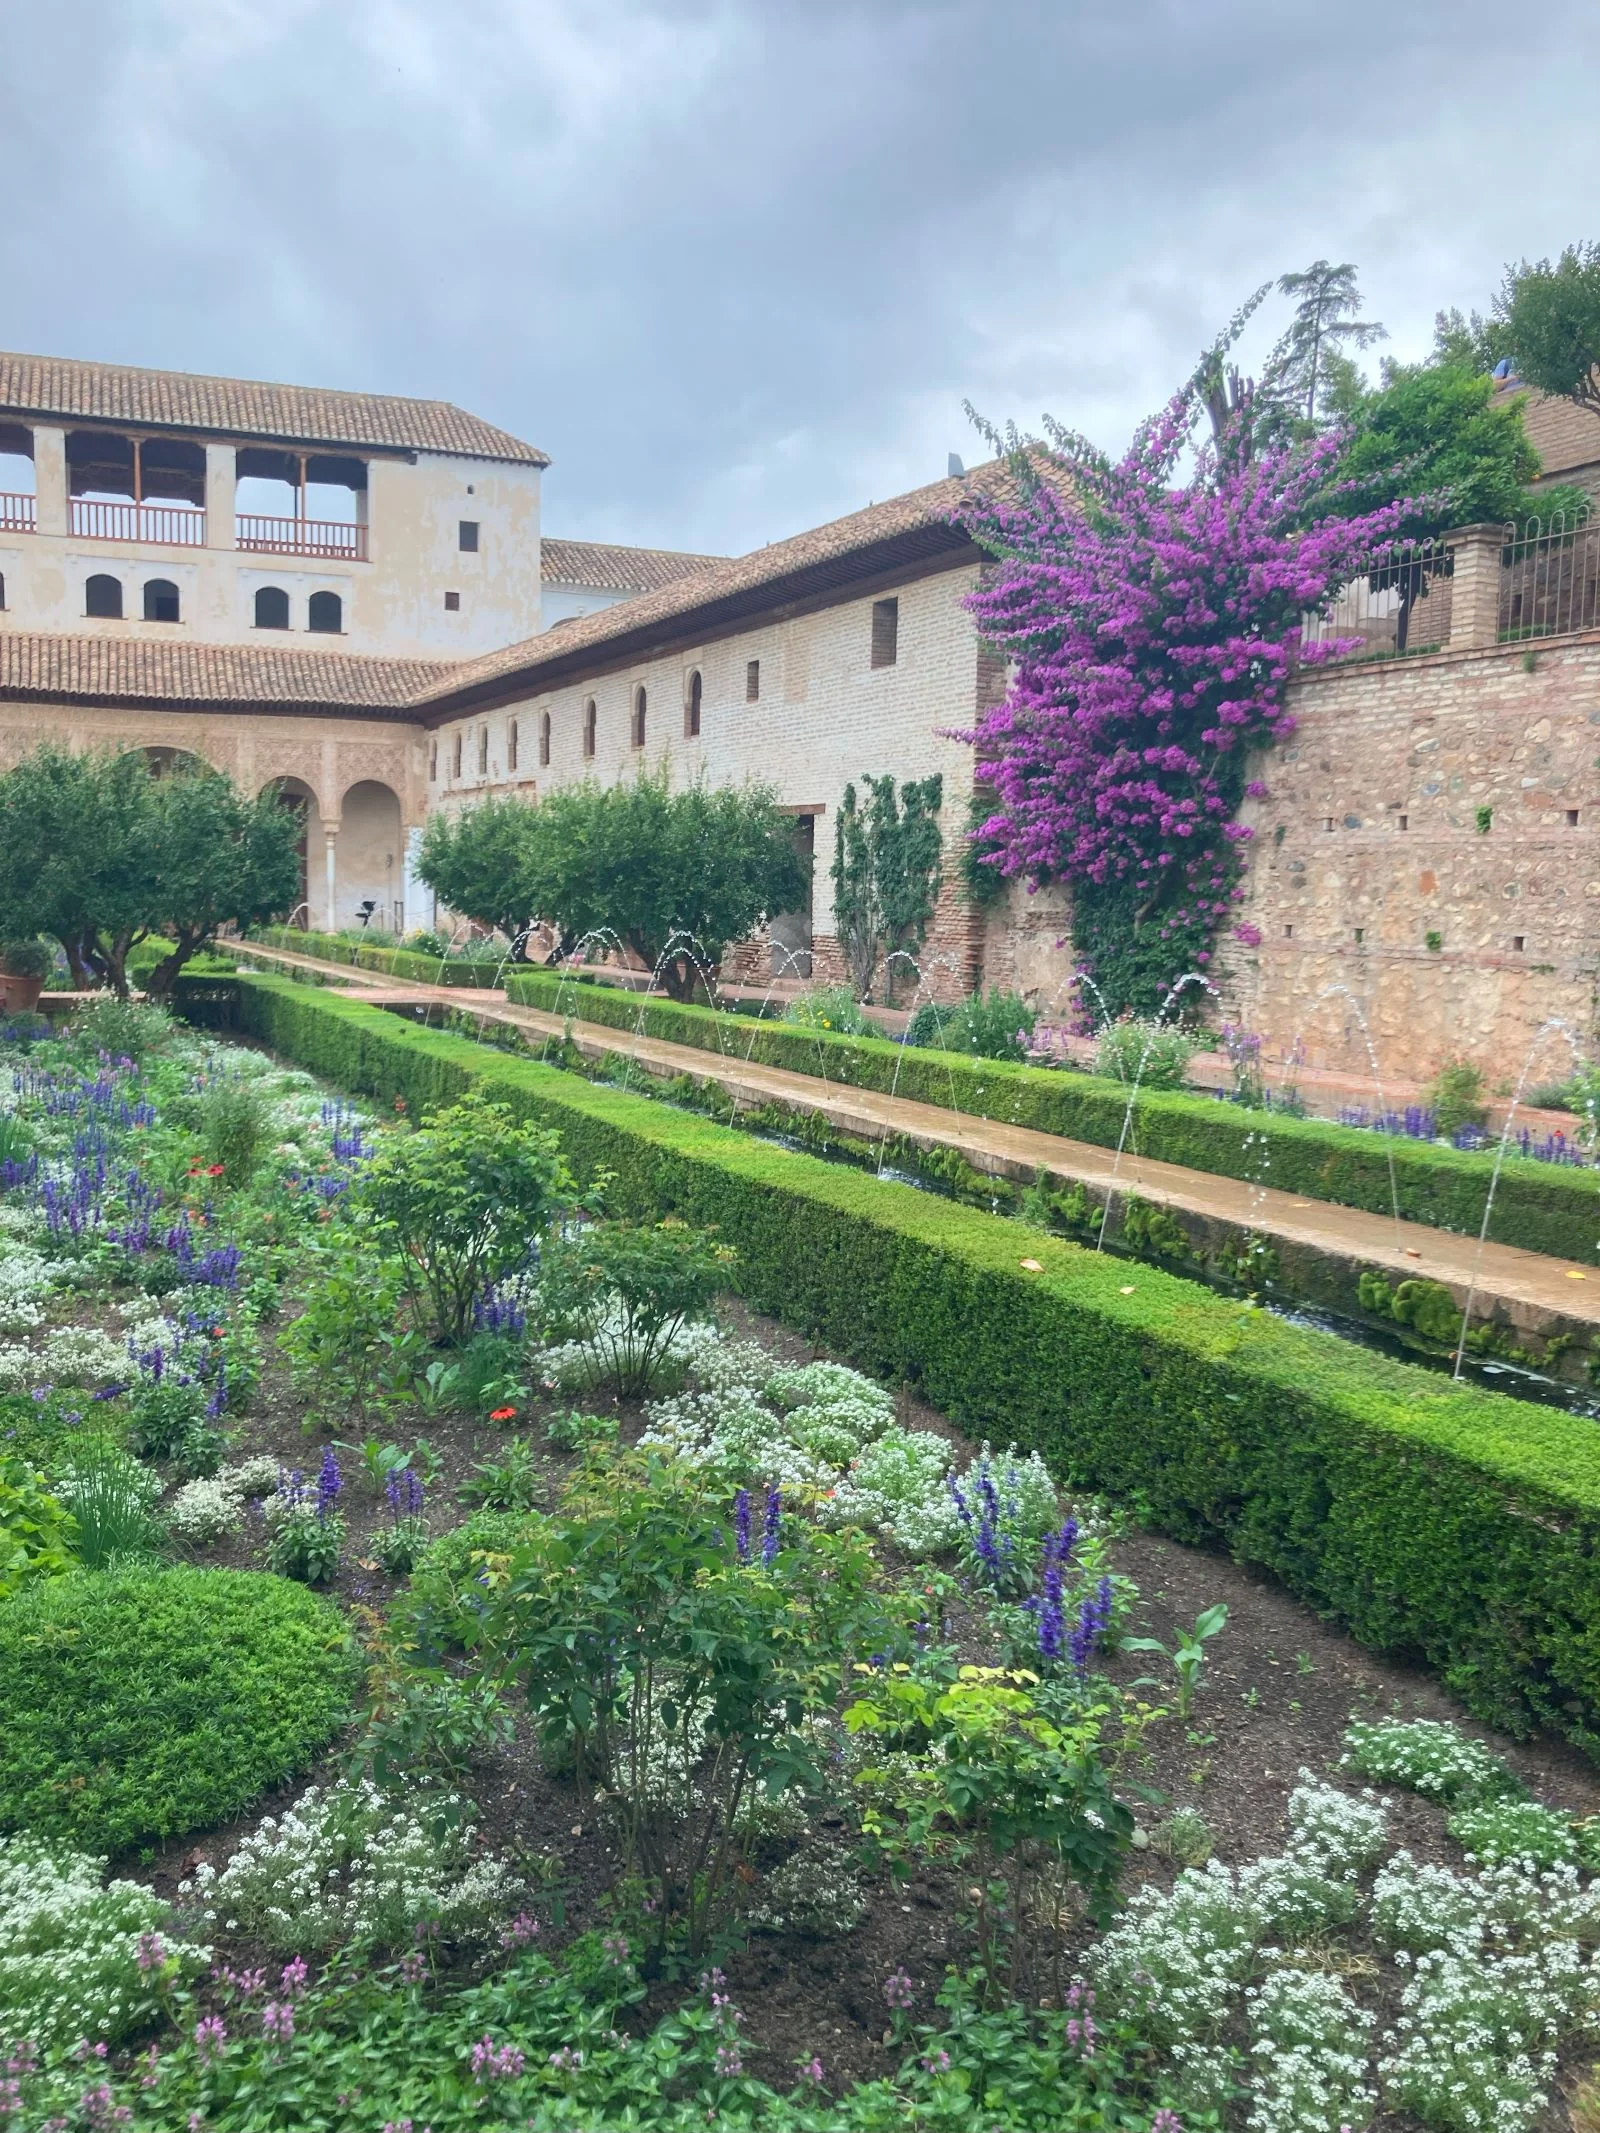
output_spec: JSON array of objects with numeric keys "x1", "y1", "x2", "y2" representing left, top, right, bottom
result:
[
  {"x1": 489, "y1": 1407, "x2": 518, "y2": 1422},
  {"x1": 206, "y1": 1164, "x2": 226, "y2": 1176}
]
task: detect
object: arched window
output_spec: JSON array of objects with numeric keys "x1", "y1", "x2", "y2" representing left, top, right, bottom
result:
[
  {"x1": 452, "y1": 732, "x2": 463, "y2": 778},
  {"x1": 429, "y1": 741, "x2": 438, "y2": 782},
  {"x1": 308, "y1": 590, "x2": 342, "y2": 634},
  {"x1": 684, "y1": 669, "x2": 702, "y2": 738},
  {"x1": 583, "y1": 698, "x2": 597, "y2": 759},
  {"x1": 254, "y1": 585, "x2": 290, "y2": 630},
  {"x1": 477, "y1": 726, "x2": 489, "y2": 776},
  {"x1": 508, "y1": 719, "x2": 519, "y2": 772},
  {"x1": 85, "y1": 573, "x2": 123, "y2": 619},
  {"x1": 539, "y1": 711, "x2": 551, "y2": 767},
  {"x1": 143, "y1": 578, "x2": 180, "y2": 623},
  {"x1": 631, "y1": 685, "x2": 646, "y2": 749}
]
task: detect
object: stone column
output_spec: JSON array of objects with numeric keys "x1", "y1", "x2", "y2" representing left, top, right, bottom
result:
[
  {"x1": 204, "y1": 443, "x2": 235, "y2": 550},
  {"x1": 1445, "y1": 523, "x2": 1506, "y2": 651},
  {"x1": 322, "y1": 824, "x2": 339, "y2": 931},
  {"x1": 32, "y1": 426, "x2": 67, "y2": 537}
]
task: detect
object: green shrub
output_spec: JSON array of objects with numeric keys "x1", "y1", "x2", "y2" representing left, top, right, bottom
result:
[
  {"x1": 489, "y1": 963, "x2": 1600, "y2": 1261},
  {"x1": 538, "y1": 1217, "x2": 736, "y2": 1396},
  {"x1": 0, "y1": 1565, "x2": 358, "y2": 1853},
  {"x1": 906, "y1": 988, "x2": 1036, "y2": 1062},
  {"x1": 233, "y1": 974, "x2": 1600, "y2": 1748},
  {"x1": 65, "y1": 996, "x2": 177, "y2": 1063},
  {"x1": 195, "y1": 1074, "x2": 270, "y2": 1188},
  {"x1": 0, "y1": 938, "x2": 52, "y2": 980},
  {"x1": 1426, "y1": 1058, "x2": 1489, "y2": 1138},
  {"x1": 782, "y1": 985, "x2": 869, "y2": 1036},
  {"x1": 358, "y1": 1087, "x2": 578, "y2": 1342},
  {"x1": 1094, "y1": 1017, "x2": 1201, "y2": 1090}
]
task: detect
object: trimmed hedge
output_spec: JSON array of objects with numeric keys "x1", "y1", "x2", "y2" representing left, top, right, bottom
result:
[
  {"x1": 249, "y1": 925, "x2": 503, "y2": 988},
  {"x1": 502, "y1": 966, "x2": 1600, "y2": 1263},
  {"x1": 233, "y1": 970, "x2": 1600, "y2": 1751},
  {"x1": 0, "y1": 1563, "x2": 357, "y2": 1853}
]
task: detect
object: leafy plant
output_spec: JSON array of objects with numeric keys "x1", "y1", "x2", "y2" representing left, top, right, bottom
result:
[
  {"x1": 1124, "y1": 1602, "x2": 1229, "y2": 1718},
  {"x1": 282, "y1": 1250, "x2": 418, "y2": 1423},
  {"x1": 844, "y1": 1664, "x2": 1138, "y2": 1996},
  {"x1": 125, "y1": 1374, "x2": 222, "y2": 1476},
  {"x1": 1492, "y1": 239, "x2": 1600, "y2": 419},
  {"x1": 1341, "y1": 1718, "x2": 1525, "y2": 1805},
  {"x1": 906, "y1": 988, "x2": 1036, "y2": 1062},
  {"x1": 544, "y1": 1408, "x2": 620, "y2": 1452},
  {"x1": 0, "y1": 1565, "x2": 357, "y2": 1852},
  {"x1": 1093, "y1": 1018, "x2": 1201, "y2": 1092},
  {"x1": 1446, "y1": 1798, "x2": 1577, "y2": 1868},
  {"x1": 538, "y1": 1218, "x2": 736, "y2": 1397},
  {"x1": 1425, "y1": 1058, "x2": 1489, "y2": 1138},
  {"x1": 831, "y1": 773, "x2": 944, "y2": 1001},
  {"x1": 358, "y1": 1089, "x2": 578, "y2": 1343},
  {"x1": 478, "y1": 1466, "x2": 879, "y2": 1955},
  {"x1": 781, "y1": 985, "x2": 870, "y2": 1036},
  {"x1": 195, "y1": 1074, "x2": 269, "y2": 1189},
  {"x1": 0, "y1": 1455, "x2": 76, "y2": 1598},
  {"x1": 358, "y1": 1675, "x2": 516, "y2": 1790},
  {"x1": 462, "y1": 1436, "x2": 543, "y2": 1511}
]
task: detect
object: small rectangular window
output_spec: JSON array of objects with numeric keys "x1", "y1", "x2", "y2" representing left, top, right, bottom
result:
[
  {"x1": 871, "y1": 596, "x2": 899, "y2": 668},
  {"x1": 1283, "y1": 924, "x2": 1294, "y2": 939},
  {"x1": 477, "y1": 727, "x2": 488, "y2": 776},
  {"x1": 1568, "y1": 809, "x2": 1581, "y2": 826},
  {"x1": 429, "y1": 742, "x2": 438, "y2": 782},
  {"x1": 1513, "y1": 935, "x2": 1526, "y2": 951},
  {"x1": 444, "y1": 590, "x2": 460, "y2": 611},
  {"x1": 1323, "y1": 817, "x2": 1335, "y2": 833},
  {"x1": 1354, "y1": 927, "x2": 1364, "y2": 944},
  {"x1": 452, "y1": 734, "x2": 462, "y2": 778},
  {"x1": 745, "y1": 659, "x2": 760, "y2": 702},
  {"x1": 458, "y1": 520, "x2": 479, "y2": 553},
  {"x1": 508, "y1": 720, "x2": 519, "y2": 772},
  {"x1": 1398, "y1": 814, "x2": 1409, "y2": 830}
]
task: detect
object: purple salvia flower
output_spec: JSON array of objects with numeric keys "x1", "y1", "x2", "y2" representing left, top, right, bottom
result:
[
  {"x1": 733, "y1": 1488, "x2": 752, "y2": 1564},
  {"x1": 762, "y1": 1484, "x2": 781, "y2": 1567}
]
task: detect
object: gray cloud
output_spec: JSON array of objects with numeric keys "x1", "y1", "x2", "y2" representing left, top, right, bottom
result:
[{"x1": 3, "y1": 0, "x2": 1596, "y2": 552}]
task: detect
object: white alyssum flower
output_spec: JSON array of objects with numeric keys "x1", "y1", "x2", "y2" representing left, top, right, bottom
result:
[
  {"x1": 0, "y1": 1833, "x2": 208, "y2": 2051},
  {"x1": 0, "y1": 1247, "x2": 64, "y2": 1334},
  {"x1": 1342, "y1": 1717, "x2": 1516, "y2": 1804},
  {"x1": 818, "y1": 1426, "x2": 963, "y2": 1554},
  {"x1": 178, "y1": 1780, "x2": 522, "y2": 1952},
  {"x1": 1285, "y1": 1772, "x2": 1389, "y2": 1875},
  {"x1": 1245, "y1": 1965, "x2": 1375, "y2": 2133},
  {"x1": 40, "y1": 1325, "x2": 129, "y2": 1386}
]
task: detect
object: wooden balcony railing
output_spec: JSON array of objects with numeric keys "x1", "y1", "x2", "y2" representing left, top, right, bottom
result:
[
  {"x1": 235, "y1": 515, "x2": 367, "y2": 560},
  {"x1": 69, "y1": 498, "x2": 206, "y2": 545},
  {"x1": 0, "y1": 493, "x2": 35, "y2": 533}
]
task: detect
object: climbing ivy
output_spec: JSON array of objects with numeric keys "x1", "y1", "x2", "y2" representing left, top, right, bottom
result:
[{"x1": 830, "y1": 774, "x2": 944, "y2": 1001}]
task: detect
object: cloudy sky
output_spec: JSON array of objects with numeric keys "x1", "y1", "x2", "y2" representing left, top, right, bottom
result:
[{"x1": 4, "y1": 0, "x2": 1596, "y2": 555}]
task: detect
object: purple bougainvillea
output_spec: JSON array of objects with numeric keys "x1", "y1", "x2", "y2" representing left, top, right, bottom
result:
[{"x1": 957, "y1": 387, "x2": 1412, "y2": 978}]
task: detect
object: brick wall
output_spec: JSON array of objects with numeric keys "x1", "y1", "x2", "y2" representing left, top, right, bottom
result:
[{"x1": 1222, "y1": 631, "x2": 1600, "y2": 1081}]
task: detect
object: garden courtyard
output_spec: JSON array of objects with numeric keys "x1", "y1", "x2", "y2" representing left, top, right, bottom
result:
[{"x1": 2, "y1": 980, "x2": 1600, "y2": 2133}]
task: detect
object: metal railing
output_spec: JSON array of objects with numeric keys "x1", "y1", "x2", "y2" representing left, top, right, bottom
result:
[
  {"x1": 0, "y1": 492, "x2": 35, "y2": 533},
  {"x1": 1498, "y1": 510, "x2": 1600, "y2": 642},
  {"x1": 235, "y1": 515, "x2": 368, "y2": 560},
  {"x1": 69, "y1": 498, "x2": 206, "y2": 545},
  {"x1": 1301, "y1": 536, "x2": 1455, "y2": 661}
]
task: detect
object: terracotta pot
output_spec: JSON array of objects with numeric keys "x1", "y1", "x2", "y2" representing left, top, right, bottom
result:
[{"x1": 0, "y1": 969, "x2": 44, "y2": 1015}]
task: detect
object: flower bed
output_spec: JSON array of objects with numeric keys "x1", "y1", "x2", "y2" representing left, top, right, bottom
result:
[{"x1": 230, "y1": 971, "x2": 1600, "y2": 1750}]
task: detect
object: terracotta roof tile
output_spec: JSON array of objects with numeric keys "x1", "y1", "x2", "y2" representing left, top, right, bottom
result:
[
  {"x1": 0, "y1": 351, "x2": 548, "y2": 466},
  {"x1": 540, "y1": 536, "x2": 729, "y2": 594},
  {"x1": 0, "y1": 631, "x2": 453, "y2": 712}
]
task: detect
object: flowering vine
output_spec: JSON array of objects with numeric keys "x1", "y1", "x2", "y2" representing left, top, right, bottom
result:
[{"x1": 958, "y1": 385, "x2": 1411, "y2": 1011}]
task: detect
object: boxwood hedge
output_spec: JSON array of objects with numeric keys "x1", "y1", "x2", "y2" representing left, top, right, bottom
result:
[
  {"x1": 0, "y1": 1563, "x2": 357, "y2": 1853},
  {"x1": 493, "y1": 968, "x2": 1600, "y2": 1265},
  {"x1": 232, "y1": 971, "x2": 1600, "y2": 1751},
  {"x1": 250, "y1": 925, "x2": 502, "y2": 988}
]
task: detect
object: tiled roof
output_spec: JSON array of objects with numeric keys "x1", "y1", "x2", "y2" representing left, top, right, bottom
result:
[
  {"x1": 423, "y1": 461, "x2": 1015, "y2": 712},
  {"x1": 0, "y1": 632, "x2": 454, "y2": 712},
  {"x1": 0, "y1": 351, "x2": 549, "y2": 466},
  {"x1": 541, "y1": 537, "x2": 729, "y2": 594}
]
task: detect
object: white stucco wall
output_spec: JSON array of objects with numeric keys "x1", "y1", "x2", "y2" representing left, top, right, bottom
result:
[
  {"x1": 540, "y1": 581, "x2": 637, "y2": 627},
  {"x1": 0, "y1": 427, "x2": 542, "y2": 658},
  {"x1": 426, "y1": 562, "x2": 985, "y2": 939}
]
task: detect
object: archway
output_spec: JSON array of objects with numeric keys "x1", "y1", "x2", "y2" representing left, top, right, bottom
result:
[
  {"x1": 337, "y1": 780, "x2": 404, "y2": 934},
  {"x1": 142, "y1": 746, "x2": 207, "y2": 778},
  {"x1": 261, "y1": 776, "x2": 322, "y2": 927}
]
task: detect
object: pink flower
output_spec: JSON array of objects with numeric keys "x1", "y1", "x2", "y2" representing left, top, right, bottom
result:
[
  {"x1": 192, "y1": 2017, "x2": 227, "y2": 2065},
  {"x1": 469, "y1": 2035, "x2": 525, "y2": 2082},
  {"x1": 260, "y1": 2001, "x2": 294, "y2": 2042},
  {"x1": 499, "y1": 1911, "x2": 539, "y2": 1949},
  {"x1": 278, "y1": 1957, "x2": 309, "y2": 1999}
]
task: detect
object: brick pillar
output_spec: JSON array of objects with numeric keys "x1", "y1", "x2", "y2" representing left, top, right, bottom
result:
[{"x1": 1445, "y1": 523, "x2": 1505, "y2": 651}]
